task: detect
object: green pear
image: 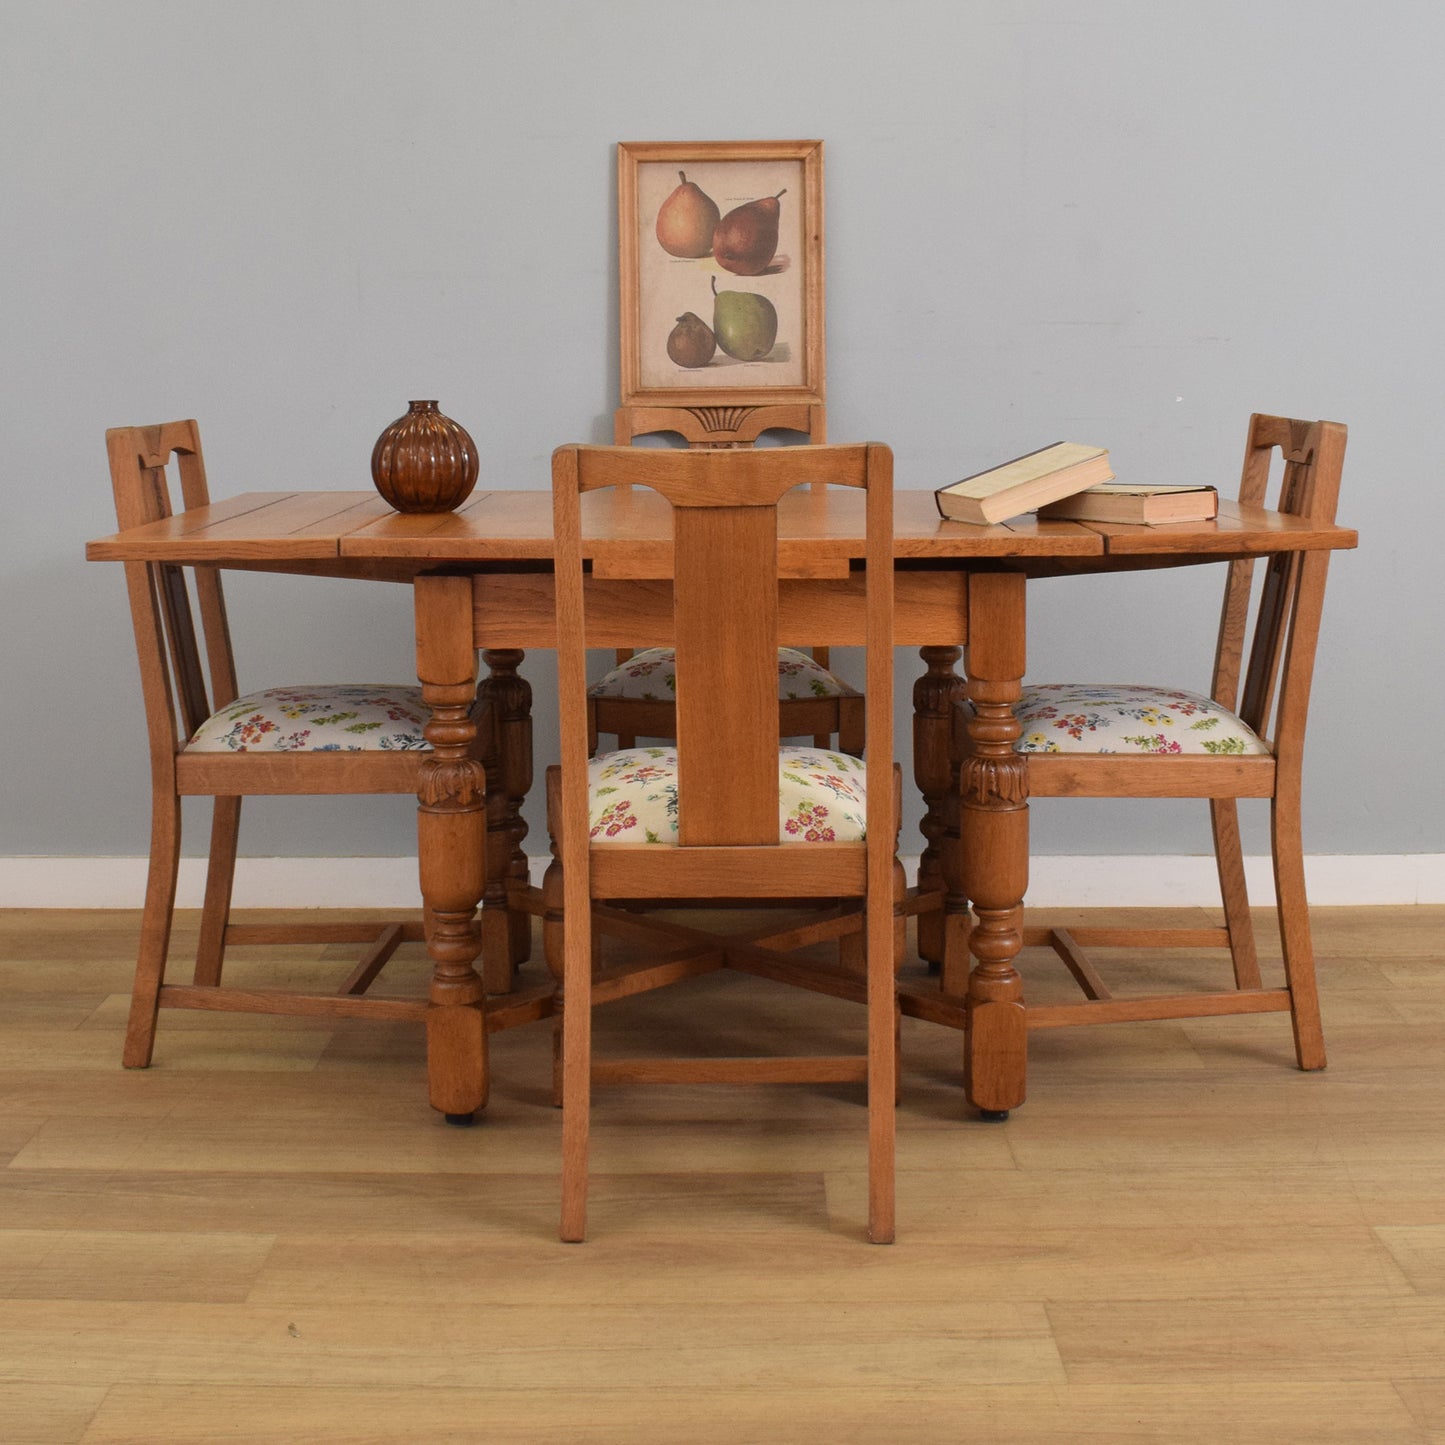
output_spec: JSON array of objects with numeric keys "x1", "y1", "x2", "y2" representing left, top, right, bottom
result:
[
  {"x1": 655, "y1": 171, "x2": 720, "y2": 258},
  {"x1": 713, "y1": 188, "x2": 785, "y2": 275},
  {"x1": 666, "y1": 311, "x2": 715, "y2": 368},
  {"x1": 710, "y1": 276, "x2": 778, "y2": 361}
]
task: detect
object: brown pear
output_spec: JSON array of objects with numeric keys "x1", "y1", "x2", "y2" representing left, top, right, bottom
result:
[
  {"x1": 712, "y1": 188, "x2": 786, "y2": 275},
  {"x1": 655, "y1": 171, "x2": 720, "y2": 258},
  {"x1": 666, "y1": 312, "x2": 715, "y2": 368}
]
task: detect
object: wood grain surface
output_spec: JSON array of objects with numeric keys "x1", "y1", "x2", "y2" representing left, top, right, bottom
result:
[{"x1": 0, "y1": 904, "x2": 1440, "y2": 1442}]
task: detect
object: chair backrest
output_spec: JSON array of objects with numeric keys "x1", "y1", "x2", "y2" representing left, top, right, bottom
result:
[
  {"x1": 105, "y1": 421, "x2": 238, "y2": 762},
  {"x1": 1210, "y1": 413, "x2": 1347, "y2": 759},
  {"x1": 552, "y1": 442, "x2": 892, "y2": 846},
  {"x1": 614, "y1": 402, "x2": 826, "y2": 449}
]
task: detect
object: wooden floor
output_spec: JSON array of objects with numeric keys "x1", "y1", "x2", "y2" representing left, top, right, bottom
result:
[{"x1": 1, "y1": 905, "x2": 1443, "y2": 1443}]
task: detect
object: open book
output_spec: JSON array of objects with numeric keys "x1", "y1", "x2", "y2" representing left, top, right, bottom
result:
[
  {"x1": 1038, "y1": 483, "x2": 1219, "y2": 525},
  {"x1": 934, "y1": 442, "x2": 1113, "y2": 525}
]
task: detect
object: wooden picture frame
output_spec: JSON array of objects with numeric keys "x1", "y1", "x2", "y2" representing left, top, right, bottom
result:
[{"x1": 618, "y1": 140, "x2": 825, "y2": 410}]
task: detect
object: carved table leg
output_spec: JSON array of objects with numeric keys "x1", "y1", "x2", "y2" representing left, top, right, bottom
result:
[
  {"x1": 416, "y1": 575, "x2": 488, "y2": 1124},
  {"x1": 913, "y1": 645, "x2": 967, "y2": 973},
  {"x1": 542, "y1": 768, "x2": 565, "y2": 1108},
  {"x1": 960, "y1": 572, "x2": 1028, "y2": 1119},
  {"x1": 479, "y1": 648, "x2": 533, "y2": 991}
]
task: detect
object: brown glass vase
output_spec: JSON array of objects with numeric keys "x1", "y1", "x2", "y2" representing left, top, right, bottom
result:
[{"x1": 370, "y1": 400, "x2": 480, "y2": 513}]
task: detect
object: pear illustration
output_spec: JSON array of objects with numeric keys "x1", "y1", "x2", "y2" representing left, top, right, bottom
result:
[
  {"x1": 667, "y1": 311, "x2": 716, "y2": 368},
  {"x1": 655, "y1": 171, "x2": 720, "y2": 258},
  {"x1": 711, "y1": 276, "x2": 778, "y2": 361},
  {"x1": 713, "y1": 188, "x2": 786, "y2": 275}
]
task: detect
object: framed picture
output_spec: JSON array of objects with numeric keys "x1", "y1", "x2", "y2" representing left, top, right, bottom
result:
[{"x1": 618, "y1": 139, "x2": 825, "y2": 409}]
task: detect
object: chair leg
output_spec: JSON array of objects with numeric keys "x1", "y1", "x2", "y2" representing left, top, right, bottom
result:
[
  {"x1": 194, "y1": 796, "x2": 241, "y2": 987},
  {"x1": 1272, "y1": 791, "x2": 1326, "y2": 1071},
  {"x1": 1210, "y1": 798, "x2": 1262, "y2": 990},
  {"x1": 549, "y1": 928, "x2": 598, "y2": 1113},
  {"x1": 123, "y1": 794, "x2": 181, "y2": 1068},
  {"x1": 559, "y1": 901, "x2": 592, "y2": 1243},
  {"x1": 866, "y1": 896, "x2": 897, "y2": 1245}
]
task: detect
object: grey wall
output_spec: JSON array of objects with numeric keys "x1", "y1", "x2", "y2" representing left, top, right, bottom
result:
[{"x1": 3, "y1": 0, "x2": 1437, "y2": 865}]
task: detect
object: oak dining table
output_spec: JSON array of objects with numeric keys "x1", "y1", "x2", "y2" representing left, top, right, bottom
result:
[{"x1": 86, "y1": 484, "x2": 1358, "y2": 1124}]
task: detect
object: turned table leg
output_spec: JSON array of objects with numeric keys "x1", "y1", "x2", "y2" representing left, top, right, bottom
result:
[
  {"x1": 479, "y1": 648, "x2": 533, "y2": 991},
  {"x1": 960, "y1": 571, "x2": 1028, "y2": 1119},
  {"x1": 913, "y1": 645, "x2": 968, "y2": 975},
  {"x1": 416, "y1": 575, "x2": 489, "y2": 1124}
]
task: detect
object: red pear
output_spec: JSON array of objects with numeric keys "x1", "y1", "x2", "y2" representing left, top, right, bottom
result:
[{"x1": 712, "y1": 189, "x2": 785, "y2": 275}]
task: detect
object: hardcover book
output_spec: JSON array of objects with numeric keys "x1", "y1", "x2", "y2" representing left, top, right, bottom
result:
[
  {"x1": 1038, "y1": 483, "x2": 1219, "y2": 525},
  {"x1": 934, "y1": 442, "x2": 1113, "y2": 525}
]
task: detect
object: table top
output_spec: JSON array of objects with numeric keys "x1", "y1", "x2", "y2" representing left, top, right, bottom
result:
[{"x1": 86, "y1": 488, "x2": 1358, "y2": 577}]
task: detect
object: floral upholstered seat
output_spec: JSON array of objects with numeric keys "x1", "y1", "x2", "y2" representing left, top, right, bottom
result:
[
  {"x1": 186, "y1": 685, "x2": 431, "y2": 753},
  {"x1": 589, "y1": 646, "x2": 849, "y2": 702},
  {"x1": 585, "y1": 745, "x2": 869, "y2": 845},
  {"x1": 1011, "y1": 684, "x2": 1269, "y2": 756}
]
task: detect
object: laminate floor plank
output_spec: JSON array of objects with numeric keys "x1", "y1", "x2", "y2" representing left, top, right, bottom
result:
[
  {"x1": 1002, "y1": 1110, "x2": 1445, "y2": 1173},
  {"x1": 0, "y1": 1116, "x2": 47, "y2": 1168},
  {"x1": 0, "y1": 1229, "x2": 275, "y2": 1303},
  {"x1": 0, "y1": 1382, "x2": 109, "y2": 1445},
  {"x1": 75, "y1": 1381, "x2": 1429, "y2": 1445},
  {"x1": 8, "y1": 1109, "x2": 1016, "y2": 1177},
  {"x1": 1394, "y1": 1377, "x2": 1445, "y2": 1436},
  {"x1": 0, "y1": 1299, "x2": 1066, "y2": 1391},
  {"x1": 1047, "y1": 1295, "x2": 1445, "y2": 1383},
  {"x1": 0, "y1": 1028, "x2": 334, "y2": 1072},
  {"x1": 0, "y1": 1168, "x2": 827, "y2": 1237},
  {"x1": 1183, "y1": 1017, "x2": 1445, "y2": 1068},
  {"x1": 1377, "y1": 1226, "x2": 1445, "y2": 1294},
  {"x1": 241, "y1": 1222, "x2": 1412, "y2": 1307},
  {"x1": 834, "y1": 1159, "x2": 1384, "y2": 1229},
  {"x1": 0, "y1": 994, "x2": 112, "y2": 1029},
  {"x1": 999, "y1": 1062, "x2": 1445, "y2": 1120}
]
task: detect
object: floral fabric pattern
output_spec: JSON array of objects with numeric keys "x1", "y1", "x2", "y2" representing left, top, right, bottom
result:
[
  {"x1": 1006, "y1": 684, "x2": 1269, "y2": 755},
  {"x1": 589, "y1": 647, "x2": 849, "y2": 702},
  {"x1": 585, "y1": 745, "x2": 869, "y2": 845},
  {"x1": 187, "y1": 685, "x2": 432, "y2": 753}
]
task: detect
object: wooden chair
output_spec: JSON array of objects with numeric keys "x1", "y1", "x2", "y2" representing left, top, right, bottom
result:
[
  {"x1": 613, "y1": 400, "x2": 827, "y2": 449},
  {"x1": 588, "y1": 645, "x2": 864, "y2": 756},
  {"x1": 967, "y1": 414, "x2": 1347, "y2": 1065},
  {"x1": 105, "y1": 420, "x2": 484, "y2": 1067},
  {"x1": 548, "y1": 442, "x2": 899, "y2": 1243},
  {"x1": 598, "y1": 402, "x2": 858, "y2": 752}
]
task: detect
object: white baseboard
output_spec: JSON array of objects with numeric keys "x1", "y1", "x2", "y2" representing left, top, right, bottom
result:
[{"x1": 2, "y1": 854, "x2": 1442, "y2": 909}]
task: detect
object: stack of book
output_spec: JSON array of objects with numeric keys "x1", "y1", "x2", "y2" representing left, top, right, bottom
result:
[{"x1": 934, "y1": 442, "x2": 1218, "y2": 526}]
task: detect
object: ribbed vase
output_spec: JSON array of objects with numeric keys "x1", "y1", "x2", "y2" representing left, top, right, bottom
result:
[{"x1": 370, "y1": 400, "x2": 480, "y2": 513}]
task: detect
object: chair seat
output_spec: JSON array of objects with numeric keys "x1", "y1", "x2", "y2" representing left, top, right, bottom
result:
[
  {"x1": 1010, "y1": 684, "x2": 1270, "y2": 755},
  {"x1": 588, "y1": 646, "x2": 851, "y2": 702},
  {"x1": 586, "y1": 745, "x2": 869, "y2": 845},
  {"x1": 186, "y1": 685, "x2": 431, "y2": 753}
]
